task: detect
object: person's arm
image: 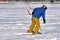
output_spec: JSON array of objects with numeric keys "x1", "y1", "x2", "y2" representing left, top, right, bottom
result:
[{"x1": 42, "y1": 12, "x2": 46, "y2": 23}]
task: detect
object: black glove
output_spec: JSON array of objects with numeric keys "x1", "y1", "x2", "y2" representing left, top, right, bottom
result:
[
  {"x1": 43, "y1": 19, "x2": 46, "y2": 23},
  {"x1": 32, "y1": 11, "x2": 34, "y2": 15}
]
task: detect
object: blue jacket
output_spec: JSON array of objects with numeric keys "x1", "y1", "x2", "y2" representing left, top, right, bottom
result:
[{"x1": 32, "y1": 5, "x2": 46, "y2": 20}]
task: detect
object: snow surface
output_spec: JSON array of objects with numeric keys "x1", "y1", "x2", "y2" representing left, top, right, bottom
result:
[{"x1": 0, "y1": 2, "x2": 60, "y2": 40}]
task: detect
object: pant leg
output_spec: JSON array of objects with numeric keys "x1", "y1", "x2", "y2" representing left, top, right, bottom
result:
[
  {"x1": 34, "y1": 17, "x2": 40, "y2": 34},
  {"x1": 28, "y1": 17, "x2": 35, "y2": 32}
]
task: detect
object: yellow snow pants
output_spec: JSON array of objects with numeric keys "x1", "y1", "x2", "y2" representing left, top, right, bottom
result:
[{"x1": 28, "y1": 16, "x2": 40, "y2": 34}]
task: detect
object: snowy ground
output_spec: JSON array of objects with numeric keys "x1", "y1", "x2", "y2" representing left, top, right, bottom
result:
[{"x1": 0, "y1": 2, "x2": 60, "y2": 40}]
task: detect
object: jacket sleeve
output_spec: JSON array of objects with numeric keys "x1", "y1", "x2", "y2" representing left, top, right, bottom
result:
[{"x1": 42, "y1": 12, "x2": 46, "y2": 23}]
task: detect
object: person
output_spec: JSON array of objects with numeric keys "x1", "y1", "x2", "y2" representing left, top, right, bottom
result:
[
  {"x1": 27, "y1": 5, "x2": 47, "y2": 34},
  {"x1": 50, "y1": 0, "x2": 54, "y2": 3}
]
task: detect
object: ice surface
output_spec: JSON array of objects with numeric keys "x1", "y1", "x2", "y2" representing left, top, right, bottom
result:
[{"x1": 0, "y1": 2, "x2": 60, "y2": 40}]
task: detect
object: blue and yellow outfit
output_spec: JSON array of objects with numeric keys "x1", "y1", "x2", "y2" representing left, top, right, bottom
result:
[{"x1": 28, "y1": 5, "x2": 47, "y2": 34}]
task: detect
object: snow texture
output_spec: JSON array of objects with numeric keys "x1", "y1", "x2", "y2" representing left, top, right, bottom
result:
[{"x1": 0, "y1": 2, "x2": 60, "y2": 40}]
